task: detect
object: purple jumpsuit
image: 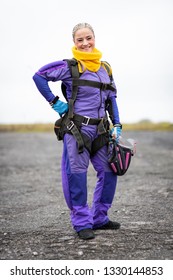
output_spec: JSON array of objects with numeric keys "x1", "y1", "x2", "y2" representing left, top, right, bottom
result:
[{"x1": 33, "y1": 60, "x2": 120, "y2": 232}]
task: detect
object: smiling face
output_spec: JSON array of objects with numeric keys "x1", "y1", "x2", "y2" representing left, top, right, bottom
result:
[{"x1": 73, "y1": 27, "x2": 95, "y2": 53}]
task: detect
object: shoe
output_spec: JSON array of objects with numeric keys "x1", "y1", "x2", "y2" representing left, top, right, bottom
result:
[
  {"x1": 77, "y1": 229, "x2": 95, "y2": 240},
  {"x1": 94, "y1": 221, "x2": 121, "y2": 230}
]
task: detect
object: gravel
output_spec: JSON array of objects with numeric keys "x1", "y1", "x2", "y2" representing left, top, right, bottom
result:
[{"x1": 0, "y1": 131, "x2": 173, "y2": 260}]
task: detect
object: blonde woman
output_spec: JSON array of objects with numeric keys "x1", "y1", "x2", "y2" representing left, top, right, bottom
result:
[{"x1": 33, "y1": 23, "x2": 122, "y2": 240}]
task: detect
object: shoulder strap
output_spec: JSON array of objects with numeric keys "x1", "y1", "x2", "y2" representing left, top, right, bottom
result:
[
  {"x1": 63, "y1": 58, "x2": 79, "y2": 119},
  {"x1": 64, "y1": 58, "x2": 79, "y2": 79},
  {"x1": 101, "y1": 61, "x2": 112, "y2": 75},
  {"x1": 61, "y1": 58, "x2": 79, "y2": 101},
  {"x1": 101, "y1": 61, "x2": 113, "y2": 82}
]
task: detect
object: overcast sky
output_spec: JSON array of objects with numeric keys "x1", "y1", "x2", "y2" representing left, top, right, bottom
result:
[{"x1": 0, "y1": 0, "x2": 173, "y2": 124}]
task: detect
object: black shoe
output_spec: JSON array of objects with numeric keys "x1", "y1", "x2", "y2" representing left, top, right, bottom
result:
[
  {"x1": 77, "y1": 229, "x2": 95, "y2": 240},
  {"x1": 94, "y1": 221, "x2": 121, "y2": 230}
]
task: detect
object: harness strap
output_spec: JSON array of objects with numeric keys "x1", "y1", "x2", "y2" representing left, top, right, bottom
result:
[
  {"x1": 65, "y1": 59, "x2": 80, "y2": 119},
  {"x1": 73, "y1": 78, "x2": 116, "y2": 91},
  {"x1": 97, "y1": 118, "x2": 107, "y2": 134},
  {"x1": 73, "y1": 114, "x2": 102, "y2": 125},
  {"x1": 65, "y1": 59, "x2": 115, "y2": 120},
  {"x1": 68, "y1": 96, "x2": 76, "y2": 119},
  {"x1": 73, "y1": 114, "x2": 108, "y2": 135},
  {"x1": 65, "y1": 119, "x2": 85, "y2": 153},
  {"x1": 61, "y1": 58, "x2": 112, "y2": 153}
]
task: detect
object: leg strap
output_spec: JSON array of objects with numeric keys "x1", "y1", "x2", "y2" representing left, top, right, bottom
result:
[{"x1": 66, "y1": 120, "x2": 85, "y2": 153}]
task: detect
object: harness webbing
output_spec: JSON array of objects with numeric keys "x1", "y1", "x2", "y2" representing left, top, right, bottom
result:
[
  {"x1": 65, "y1": 59, "x2": 80, "y2": 119},
  {"x1": 72, "y1": 78, "x2": 115, "y2": 91},
  {"x1": 60, "y1": 58, "x2": 115, "y2": 153},
  {"x1": 65, "y1": 119, "x2": 85, "y2": 153}
]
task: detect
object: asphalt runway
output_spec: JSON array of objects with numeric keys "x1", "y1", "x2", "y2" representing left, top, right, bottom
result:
[{"x1": 0, "y1": 131, "x2": 173, "y2": 260}]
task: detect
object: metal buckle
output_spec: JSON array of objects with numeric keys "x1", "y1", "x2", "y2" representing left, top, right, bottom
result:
[
  {"x1": 82, "y1": 116, "x2": 90, "y2": 125},
  {"x1": 67, "y1": 121, "x2": 74, "y2": 130}
]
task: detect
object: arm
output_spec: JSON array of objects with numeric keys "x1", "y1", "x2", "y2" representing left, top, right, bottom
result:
[
  {"x1": 106, "y1": 90, "x2": 122, "y2": 142},
  {"x1": 106, "y1": 96, "x2": 121, "y2": 125},
  {"x1": 32, "y1": 60, "x2": 69, "y2": 102},
  {"x1": 32, "y1": 61, "x2": 70, "y2": 116},
  {"x1": 32, "y1": 74, "x2": 55, "y2": 102}
]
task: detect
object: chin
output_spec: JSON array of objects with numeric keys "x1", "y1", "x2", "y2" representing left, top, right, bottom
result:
[{"x1": 82, "y1": 48, "x2": 93, "y2": 53}]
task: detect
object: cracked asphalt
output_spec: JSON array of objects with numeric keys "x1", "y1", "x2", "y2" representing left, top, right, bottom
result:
[{"x1": 0, "y1": 131, "x2": 173, "y2": 260}]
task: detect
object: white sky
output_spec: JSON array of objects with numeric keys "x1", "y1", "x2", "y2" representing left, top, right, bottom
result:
[{"x1": 0, "y1": 0, "x2": 173, "y2": 124}]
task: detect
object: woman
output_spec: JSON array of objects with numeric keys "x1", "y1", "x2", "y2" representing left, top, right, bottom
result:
[{"x1": 33, "y1": 23, "x2": 122, "y2": 240}]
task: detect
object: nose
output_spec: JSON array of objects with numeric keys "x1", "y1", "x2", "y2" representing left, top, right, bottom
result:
[{"x1": 83, "y1": 39, "x2": 88, "y2": 45}]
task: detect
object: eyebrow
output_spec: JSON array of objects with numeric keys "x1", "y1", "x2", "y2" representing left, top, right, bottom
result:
[{"x1": 76, "y1": 35, "x2": 93, "y2": 40}]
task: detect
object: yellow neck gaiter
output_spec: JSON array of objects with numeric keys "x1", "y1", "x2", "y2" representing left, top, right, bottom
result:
[{"x1": 72, "y1": 46, "x2": 102, "y2": 72}]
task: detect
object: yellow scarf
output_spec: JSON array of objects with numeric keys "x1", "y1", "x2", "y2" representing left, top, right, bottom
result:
[{"x1": 72, "y1": 46, "x2": 102, "y2": 72}]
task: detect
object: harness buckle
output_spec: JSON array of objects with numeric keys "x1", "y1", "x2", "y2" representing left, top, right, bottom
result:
[
  {"x1": 67, "y1": 121, "x2": 74, "y2": 130},
  {"x1": 101, "y1": 83, "x2": 107, "y2": 91},
  {"x1": 82, "y1": 116, "x2": 90, "y2": 126}
]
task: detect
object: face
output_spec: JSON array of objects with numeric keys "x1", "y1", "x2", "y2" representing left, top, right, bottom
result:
[{"x1": 73, "y1": 27, "x2": 95, "y2": 52}]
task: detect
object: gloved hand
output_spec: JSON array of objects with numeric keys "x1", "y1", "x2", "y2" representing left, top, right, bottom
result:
[
  {"x1": 110, "y1": 124, "x2": 122, "y2": 143},
  {"x1": 52, "y1": 100, "x2": 68, "y2": 117}
]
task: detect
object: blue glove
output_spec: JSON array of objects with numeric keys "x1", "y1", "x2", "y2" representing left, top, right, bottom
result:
[
  {"x1": 110, "y1": 124, "x2": 122, "y2": 143},
  {"x1": 52, "y1": 100, "x2": 68, "y2": 117}
]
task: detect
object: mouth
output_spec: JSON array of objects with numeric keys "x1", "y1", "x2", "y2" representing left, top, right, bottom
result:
[{"x1": 81, "y1": 46, "x2": 92, "y2": 52}]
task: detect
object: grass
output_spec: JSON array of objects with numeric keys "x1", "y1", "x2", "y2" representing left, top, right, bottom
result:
[
  {"x1": 0, "y1": 123, "x2": 54, "y2": 133},
  {"x1": 0, "y1": 121, "x2": 173, "y2": 132},
  {"x1": 122, "y1": 121, "x2": 173, "y2": 131}
]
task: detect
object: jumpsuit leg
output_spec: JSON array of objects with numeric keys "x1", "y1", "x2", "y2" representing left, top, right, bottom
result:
[
  {"x1": 61, "y1": 134, "x2": 93, "y2": 232},
  {"x1": 90, "y1": 145, "x2": 118, "y2": 229}
]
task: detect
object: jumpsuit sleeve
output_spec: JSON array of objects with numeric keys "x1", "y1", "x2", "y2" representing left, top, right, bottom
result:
[
  {"x1": 108, "y1": 96, "x2": 120, "y2": 124},
  {"x1": 32, "y1": 60, "x2": 70, "y2": 103},
  {"x1": 106, "y1": 77, "x2": 121, "y2": 125}
]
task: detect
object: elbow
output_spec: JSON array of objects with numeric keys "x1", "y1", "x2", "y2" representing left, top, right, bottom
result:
[
  {"x1": 32, "y1": 73, "x2": 39, "y2": 83},
  {"x1": 32, "y1": 73, "x2": 46, "y2": 87}
]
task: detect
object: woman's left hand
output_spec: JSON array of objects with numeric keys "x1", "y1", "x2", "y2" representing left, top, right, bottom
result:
[{"x1": 110, "y1": 124, "x2": 122, "y2": 143}]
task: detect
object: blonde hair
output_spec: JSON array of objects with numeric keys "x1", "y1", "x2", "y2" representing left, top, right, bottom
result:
[{"x1": 72, "y1": 23, "x2": 95, "y2": 39}]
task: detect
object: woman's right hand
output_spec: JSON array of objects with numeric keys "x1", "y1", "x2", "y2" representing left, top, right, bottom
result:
[{"x1": 52, "y1": 100, "x2": 69, "y2": 117}]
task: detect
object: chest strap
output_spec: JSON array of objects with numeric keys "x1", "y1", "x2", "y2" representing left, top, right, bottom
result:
[
  {"x1": 73, "y1": 78, "x2": 116, "y2": 91},
  {"x1": 68, "y1": 78, "x2": 115, "y2": 119}
]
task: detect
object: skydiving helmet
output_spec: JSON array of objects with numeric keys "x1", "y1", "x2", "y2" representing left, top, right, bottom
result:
[{"x1": 108, "y1": 137, "x2": 136, "y2": 176}]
